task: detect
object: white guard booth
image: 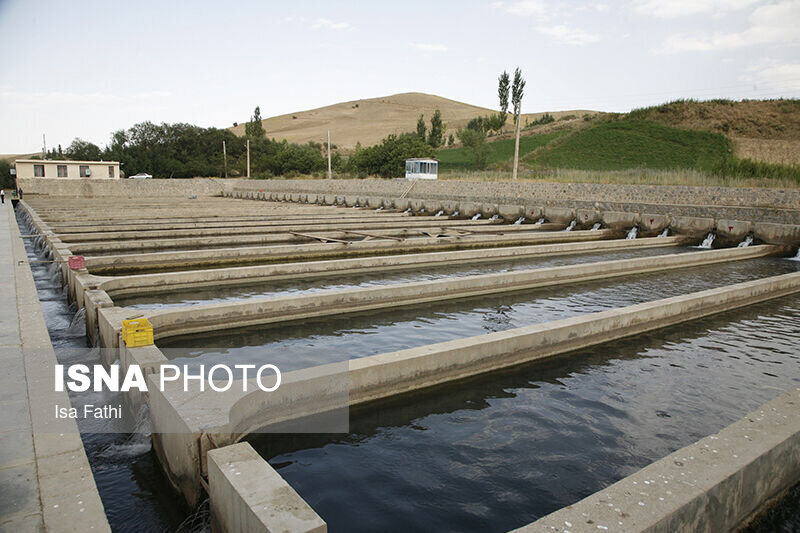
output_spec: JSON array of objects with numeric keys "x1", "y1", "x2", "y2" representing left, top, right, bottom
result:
[{"x1": 405, "y1": 158, "x2": 438, "y2": 180}]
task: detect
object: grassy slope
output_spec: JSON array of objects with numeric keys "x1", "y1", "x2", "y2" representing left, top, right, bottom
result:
[
  {"x1": 437, "y1": 131, "x2": 562, "y2": 171},
  {"x1": 528, "y1": 120, "x2": 731, "y2": 171}
]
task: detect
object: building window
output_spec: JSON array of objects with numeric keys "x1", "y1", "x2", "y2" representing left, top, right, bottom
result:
[
  {"x1": 57, "y1": 165, "x2": 68, "y2": 177},
  {"x1": 108, "y1": 166, "x2": 115, "y2": 178},
  {"x1": 79, "y1": 165, "x2": 90, "y2": 177},
  {"x1": 34, "y1": 164, "x2": 45, "y2": 177}
]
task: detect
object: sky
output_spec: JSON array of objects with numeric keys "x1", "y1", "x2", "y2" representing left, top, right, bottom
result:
[{"x1": 0, "y1": 0, "x2": 798, "y2": 153}]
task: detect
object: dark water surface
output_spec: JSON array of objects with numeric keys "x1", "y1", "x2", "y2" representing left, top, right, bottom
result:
[
  {"x1": 161, "y1": 256, "x2": 800, "y2": 373},
  {"x1": 118, "y1": 244, "x2": 697, "y2": 309},
  {"x1": 248, "y1": 294, "x2": 800, "y2": 532},
  {"x1": 19, "y1": 203, "x2": 800, "y2": 532},
  {"x1": 745, "y1": 481, "x2": 800, "y2": 532}
]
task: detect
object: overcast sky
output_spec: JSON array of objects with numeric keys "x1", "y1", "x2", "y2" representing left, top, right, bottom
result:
[{"x1": 1, "y1": 0, "x2": 798, "y2": 153}]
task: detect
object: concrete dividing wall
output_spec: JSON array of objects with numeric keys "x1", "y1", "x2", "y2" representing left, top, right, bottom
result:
[
  {"x1": 207, "y1": 443, "x2": 326, "y2": 533},
  {"x1": 63, "y1": 224, "x2": 560, "y2": 255},
  {"x1": 228, "y1": 180, "x2": 800, "y2": 242},
  {"x1": 18, "y1": 177, "x2": 236, "y2": 197},
  {"x1": 97, "y1": 245, "x2": 776, "y2": 349},
  {"x1": 89, "y1": 237, "x2": 687, "y2": 299},
  {"x1": 143, "y1": 245, "x2": 776, "y2": 341},
  {"x1": 83, "y1": 229, "x2": 613, "y2": 275},
  {"x1": 232, "y1": 179, "x2": 800, "y2": 210},
  {"x1": 146, "y1": 272, "x2": 800, "y2": 507},
  {"x1": 517, "y1": 386, "x2": 800, "y2": 533}
]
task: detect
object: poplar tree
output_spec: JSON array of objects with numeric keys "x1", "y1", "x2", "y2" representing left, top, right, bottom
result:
[{"x1": 511, "y1": 68, "x2": 525, "y2": 180}]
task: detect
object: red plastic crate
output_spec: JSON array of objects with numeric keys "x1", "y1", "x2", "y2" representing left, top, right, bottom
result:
[{"x1": 68, "y1": 255, "x2": 86, "y2": 270}]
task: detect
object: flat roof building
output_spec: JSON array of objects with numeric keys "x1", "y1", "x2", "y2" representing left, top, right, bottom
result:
[
  {"x1": 14, "y1": 159, "x2": 121, "y2": 179},
  {"x1": 405, "y1": 158, "x2": 438, "y2": 180}
]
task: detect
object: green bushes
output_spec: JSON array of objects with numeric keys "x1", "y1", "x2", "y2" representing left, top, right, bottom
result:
[
  {"x1": 0, "y1": 159, "x2": 14, "y2": 189},
  {"x1": 345, "y1": 133, "x2": 434, "y2": 178},
  {"x1": 525, "y1": 113, "x2": 555, "y2": 128}
]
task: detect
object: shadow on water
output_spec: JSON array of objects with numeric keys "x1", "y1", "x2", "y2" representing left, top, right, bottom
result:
[
  {"x1": 15, "y1": 208, "x2": 198, "y2": 533},
  {"x1": 247, "y1": 294, "x2": 800, "y2": 533},
  {"x1": 743, "y1": 481, "x2": 800, "y2": 532}
]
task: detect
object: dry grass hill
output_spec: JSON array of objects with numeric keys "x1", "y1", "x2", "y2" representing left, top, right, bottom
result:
[
  {"x1": 230, "y1": 92, "x2": 597, "y2": 150},
  {"x1": 1, "y1": 152, "x2": 41, "y2": 163}
]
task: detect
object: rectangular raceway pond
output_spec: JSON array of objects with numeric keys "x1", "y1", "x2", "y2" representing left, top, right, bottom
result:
[
  {"x1": 158, "y1": 256, "x2": 800, "y2": 373},
  {"x1": 20, "y1": 222, "x2": 193, "y2": 532},
  {"x1": 241, "y1": 291, "x2": 800, "y2": 532},
  {"x1": 116, "y1": 245, "x2": 698, "y2": 309}
]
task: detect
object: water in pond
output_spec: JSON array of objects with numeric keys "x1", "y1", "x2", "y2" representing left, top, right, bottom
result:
[
  {"x1": 247, "y1": 294, "x2": 800, "y2": 532},
  {"x1": 160, "y1": 257, "x2": 800, "y2": 374},
  {"x1": 744, "y1": 481, "x2": 800, "y2": 532},
  {"x1": 118, "y1": 245, "x2": 698, "y2": 309},
  {"x1": 16, "y1": 210, "x2": 194, "y2": 533}
]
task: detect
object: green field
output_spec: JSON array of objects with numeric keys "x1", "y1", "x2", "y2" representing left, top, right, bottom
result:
[
  {"x1": 435, "y1": 118, "x2": 799, "y2": 185},
  {"x1": 437, "y1": 131, "x2": 561, "y2": 171},
  {"x1": 528, "y1": 120, "x2": 731, "y2": 171}
]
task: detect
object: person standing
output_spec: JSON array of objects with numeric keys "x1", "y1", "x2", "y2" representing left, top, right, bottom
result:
[
  {"x1": 18, "y1": 188, "x2": 23, "y2": 199},
  {"x1": 1, "y1": 189, "x2": 5, "y2": 204}
]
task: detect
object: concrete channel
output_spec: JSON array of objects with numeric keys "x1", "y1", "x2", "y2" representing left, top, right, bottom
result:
[
  {"x1": 9, "y1": 179, "x2": 800, "y2": 533},
  {"x1": 95, "y1": 245, "x2": 778, "y2": 352}
]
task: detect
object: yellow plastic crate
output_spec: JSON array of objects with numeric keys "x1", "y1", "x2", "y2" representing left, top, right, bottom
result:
[{"x1": 122, "y1": 318, "x2": 154, "y2": 347}]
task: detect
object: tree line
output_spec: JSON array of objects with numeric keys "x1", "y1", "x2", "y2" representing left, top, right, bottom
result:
[
  {"x1": 28, "y1": 104, "x2": 446, "y2": 179},
  {"x1": 39, "y1": 118, "x2": 329, "y2": 179}
]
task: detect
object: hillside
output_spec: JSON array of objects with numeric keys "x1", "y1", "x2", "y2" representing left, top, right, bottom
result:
[
  {"x1": 230, "y1": 92, "x2": 597, "y2": 150},
  {"x1": 628, "y1": 99, "x2": 800, "y2": 166},
  {"x1": 1, "y1": 152, "x2": 40, "y2": 162},
  {"x1": 525, "y1": 120, "x2": 730, "y2": 171}
]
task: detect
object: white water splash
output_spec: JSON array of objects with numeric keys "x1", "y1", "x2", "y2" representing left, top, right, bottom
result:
[
  {"x1": 472, "y1": 213, "x2": 481, "y2": 220},
  {"x1": 377, "y1": 206, "x2": 384, "y2": 211},
  {"x1": 404, "y1": 208, "x2": 411, "y2": 213},
  {"x1": 536, "y1": 218, "x2": 546, "y2": 224},
  {"x1": 435, "y1": 210, "x2": 444, "y2": 217},
  {"x1": 658, "y1": 228, "x2": 670, "y2": 237},
  {"x1": 699, "y1": 232, "x2": 716, "y2": 249},
  {"x1": 67, "y1": 307, "x2": 86, "y2": 335},
  {"x1": 591, "y1": 223, "x2": 602, "y2": 231},
  {"x1": 513, "y1": 217, "x2": 525, "y2": 225},
  {"x1": 789, "y1": 249, "x2": 800, "y2": 261},
  {"x1": 564, "y1": 220, "x2": 577, "y2": 231},
  {"x1": 490, "y1": 214, "x2": 500, "y2": 220},
  {"x1": 453, "y1": 211, "x2": 460, "y2": 216},
  {"x1": 626, "y1": 227, "x2": 638, "y2": 240}
]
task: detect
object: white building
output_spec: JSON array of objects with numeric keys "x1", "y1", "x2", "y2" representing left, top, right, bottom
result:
[
  {"x1": 405, "y1": 158, "x2": 438, "y2": 180},
  {"x1": 14, "y1": 159, "x2": 121, "y2": 179}
]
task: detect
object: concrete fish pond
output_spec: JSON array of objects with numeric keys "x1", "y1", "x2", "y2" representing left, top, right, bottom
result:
[{"x1": 6, "y1": 177, "x2": 800, "y2": 532}]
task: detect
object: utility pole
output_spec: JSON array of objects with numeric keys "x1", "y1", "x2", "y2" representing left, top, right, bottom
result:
[
  {"x1": 246, "y1": 139, "x2": 250, "y2": 179},
  {"x1": 42, "y1": 134, "x2": 47, "y2": 158},
  {"x1": 327, "y1": 130, "x2": 332, "y2": 179},
  {"x1": 222, "y1": 140, "x2": 228, "y2": 179}
]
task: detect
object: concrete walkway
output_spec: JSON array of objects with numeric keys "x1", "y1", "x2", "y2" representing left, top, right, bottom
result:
[{"x1": 0, "y1": 202, "x2": 109, "y2": 532}]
